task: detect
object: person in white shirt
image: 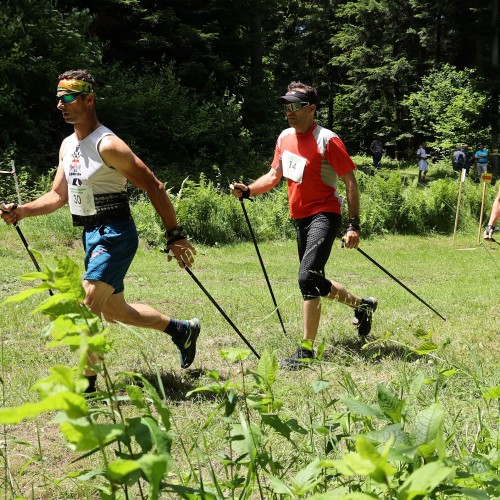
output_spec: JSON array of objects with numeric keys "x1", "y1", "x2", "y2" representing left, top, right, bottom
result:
[
  {"x1": 416, "y1": 142, "x2": 429, "y2": 183},
  {"x1": 0, "y1": 69, "x2": 200, "y2": 393}
]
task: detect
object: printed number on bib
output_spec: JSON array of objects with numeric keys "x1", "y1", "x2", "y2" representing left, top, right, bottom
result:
[
  {"x1": 282, "y1": 150, "x2": 307, "y2": 183},
  {"x1": 69, "y1": 183, "x2": 96, "y2": 216}
]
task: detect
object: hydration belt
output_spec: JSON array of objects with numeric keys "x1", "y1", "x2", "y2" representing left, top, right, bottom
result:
[{"x1": 72, "y1": 192, "x2": 131, "y2": 228}]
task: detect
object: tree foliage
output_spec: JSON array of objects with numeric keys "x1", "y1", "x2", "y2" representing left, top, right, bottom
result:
[
  {"x1": 403, "y1": 64, "x2": 489, "y2": 151},
  {"x1": 1, "y1": 0, "x2": 498, "y2": 184}
]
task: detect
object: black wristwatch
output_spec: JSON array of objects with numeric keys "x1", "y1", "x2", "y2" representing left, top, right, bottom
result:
[{"x1": 166, "y1": 226, "x2": 185, "y2": 238}]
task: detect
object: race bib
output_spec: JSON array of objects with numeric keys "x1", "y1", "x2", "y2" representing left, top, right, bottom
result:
[
  {"x1": 282, "y1": 150, "x2": 307, "y2": 183},
  {"x1": 68, "y1": 183, "x2": 96, "y2": 216}
]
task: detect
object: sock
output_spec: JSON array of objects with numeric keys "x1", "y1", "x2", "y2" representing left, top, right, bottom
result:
[
  {"x1": 85, "y1": 374, "x2": 97, "y2": 394},
  {"x1": 164, "y1": 318, "x2": 189, "y2": 339}
]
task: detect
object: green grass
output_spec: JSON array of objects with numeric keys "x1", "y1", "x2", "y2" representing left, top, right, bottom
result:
[{"x1": 0, "y1": 215, "x2": 499, "y2": 498}]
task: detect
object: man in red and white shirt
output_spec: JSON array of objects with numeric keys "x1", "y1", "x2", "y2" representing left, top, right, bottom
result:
[{"x1": 231, "y1": 81, "x2": 377, "y2": 369}]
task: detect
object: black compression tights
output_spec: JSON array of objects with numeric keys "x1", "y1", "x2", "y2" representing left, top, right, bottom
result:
[{"x1": 294, "y1": 212, "x2": 342, "y2": 300}]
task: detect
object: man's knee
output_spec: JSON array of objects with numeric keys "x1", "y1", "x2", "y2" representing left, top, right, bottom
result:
[
  {"x1": 298, "y1": 270, "x2": 331, "y2": 299},
  {"x1": 82, "y1": 279, "x2": 114, "y2": 318}
]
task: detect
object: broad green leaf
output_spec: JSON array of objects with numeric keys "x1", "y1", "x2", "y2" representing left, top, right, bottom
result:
[
  {"x1": 340, "y1": 396, "x2": 385, "y2": 418},
  {"x1": 409, "y1": 371, "x2": 425, "y2": 398},
  {"x1": 365, "y1": 423, "x2": 413, "y2": 448},
  {"x1": 413, "y1": 403, "x2": 444, "y2": 447},
  {"x1": 316, "y1": 340, "x2": 326, "y2": 360},
  {"x1": 58, "y1": 468, "x2": 106, "y2": 482},
  {"x1": 106, "y1": 459, "x2": 141, "y2": 482},
  {"x1": 138, "y1": 453, "x2": 171, "y2": 500},
  {"x1": 52, "y1": 256, "x2": 86, "y2": 297},
  {"x1": 331, "y1": 436, "x2": 397, "y2": 483},
  {"x1": 439, "y1": 368, "x2": 458, "y2": 377},
  {"x1": 451, "y1": 487, "x2": 490, "y2": 499},
  {"x1": 139, "y1": 416, "x2": 172, "y2": 454},
  {"x1": 377, "y1": 384, "x2": 405, "y2": 423},
  {"x1": 230, "y1": 417, "x2": 262, "y2": 459},
  {"x1": 20, "y1": 271, "x2": 50, "y2": 282},
  {"x1": 312, "y1": 380, "x2": 330, "y2": 393},
  {"x1": 1, "y1": 284, "x2": 49, "y2": 304},
  {"x1": 47, "y1": 333, "x2": 110, "y2": 355},
  {"x1": 261, "y1": 413, "x2": 291, "y2": 438},
  {"x1": 126, "y1": 385, "x2": 148, "y2": 410},
  {"x1": 128, "y1": 374, "x2": 171, "y2": 431},
  {"x1": 397, "y1": 460, "x2": 455, "y2": 500},
  {"x1": 0, "y1": 392, "x2": 87, "y2": 423},
  {"x1": 269, "y1": 475, "x2": 295, "y2": 495},
  {"x1": 257, "y1": 350, "x2": 278, "y2": 386},
  {"x1": 356, "y1": 436, "x2": 397, "y2": 482},
  {"x1": 293, "y1": 457, "x2": 324, "y2": 493},
  {"x1": 414, "y1": 341, "x2": 438, "y2": 355},
  {"x1": 60, "y1": 420, "x2": 125, "y2": 451},
  {"x1": 49, "y1": 365, "x2": 76, "y2": 389},
  {"x1": 45, "y1": 314, "x2": 101, "y2": 340},
  {"x1": 482, "y1": 385, "x2": 500, "y2": 399},
  {"x1": 34, "y1": 293, "x2": 80, "y2": 314},
  {"x1": 225, "y1": 387, "x2": 238, "y2": 417},
  {"x1": 220, "y1": 348, "x2": 251, "y2": 362}
]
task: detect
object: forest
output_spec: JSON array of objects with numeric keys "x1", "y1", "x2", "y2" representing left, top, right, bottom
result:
[{"x1": 1, "y1": 0, "x2": 499, "y2": 188}]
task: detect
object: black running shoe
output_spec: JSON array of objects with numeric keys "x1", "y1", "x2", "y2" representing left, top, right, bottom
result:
[
  {"x1": 172, "y1": 318, "x2": 200, "y2": 368},
  {"x1": 353, "y1": 298, "x2": 378, "y2": 338},
  {"x1": 280, "y1": 347, "x2": 315, "y2": 371}
]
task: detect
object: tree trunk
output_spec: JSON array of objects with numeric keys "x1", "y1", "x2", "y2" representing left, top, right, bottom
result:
[{"x1": 490, "y1": 0, "x2": 499, "y2": 177}]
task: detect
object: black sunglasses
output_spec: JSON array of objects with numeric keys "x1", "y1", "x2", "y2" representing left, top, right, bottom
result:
[{"x1": 55, "y1": 92, "x2": 87, "y2": 105}]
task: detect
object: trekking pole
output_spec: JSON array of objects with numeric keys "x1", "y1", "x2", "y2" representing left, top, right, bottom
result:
[
  {"x1": 236, "y1": 194, "x2": 287, "y2": 335},
  {"x1": 0, "y1": 201, "x2": 53, "y2": 296},
  {"x1": 178, "y1": 257, "x2": 260, "y2": 359},
  {"x1": 355, "y1": 246, "x2": 446, "y2": 321},
  {"x1": 342, "y1": 237, "x2": 446, "y2": 321}
]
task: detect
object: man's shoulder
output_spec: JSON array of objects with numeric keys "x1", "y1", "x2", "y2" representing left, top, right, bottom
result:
[
  {"x1": 278, "y1": 127, "x2": 296, "y2": 138},
  {"x1": 313, "y1": 124, "x2": 338, "y2": 141}
]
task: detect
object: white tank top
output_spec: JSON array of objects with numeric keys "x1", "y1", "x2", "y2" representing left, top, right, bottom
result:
[{"x1": 62, "y1": 125, "x2": 128, "y2": 217}]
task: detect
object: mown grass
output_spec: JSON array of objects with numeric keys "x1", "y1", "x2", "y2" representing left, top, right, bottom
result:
[{"x1": 0, "y1": 206, "x2": 498, "y2": 497}]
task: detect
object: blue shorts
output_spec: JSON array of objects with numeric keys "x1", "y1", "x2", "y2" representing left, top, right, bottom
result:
[{"x1": 82, "y1": 219, "x2": 139, "y2": 294}]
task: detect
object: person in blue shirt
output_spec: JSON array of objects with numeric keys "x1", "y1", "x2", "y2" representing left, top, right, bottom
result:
[{"x1": 474, "y1": 144, "x2": 489, "y2": 179}]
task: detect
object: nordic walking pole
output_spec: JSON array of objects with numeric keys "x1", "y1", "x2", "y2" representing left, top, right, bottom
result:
[
  {"x1": 352, "y1": 244, "x2": 446, "y2": 321},
  {"x1": 0, "y1": 201, "x2": 53, "y2": 296},
  {"x1": 179, "y1": 257, "x2": 260, "y2": 359},
  {"x1": 237, "y1": 195, "x2": 287, "y2": 335},
  {"x1": 452, "y1": 168, "x2": 466, "y2": 245}
]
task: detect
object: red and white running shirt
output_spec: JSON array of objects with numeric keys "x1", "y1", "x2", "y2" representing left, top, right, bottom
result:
[{"x1": 271, "y1": 123, "x2": 356, "y2": 219}]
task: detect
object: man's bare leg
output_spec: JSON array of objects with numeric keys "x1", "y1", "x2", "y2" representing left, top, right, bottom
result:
[{"x1": 303, "y1": 297, "x2": 321, "y2": 341}]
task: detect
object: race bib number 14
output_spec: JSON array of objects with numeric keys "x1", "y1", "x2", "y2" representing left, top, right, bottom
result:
[{"x1": 282, "y1": 150, "x2": 307, "y2": 183}]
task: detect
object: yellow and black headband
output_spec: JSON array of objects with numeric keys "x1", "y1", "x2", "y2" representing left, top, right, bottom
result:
[{"x1": 57, "y1": 79, "x2": 94, "y2": 93}]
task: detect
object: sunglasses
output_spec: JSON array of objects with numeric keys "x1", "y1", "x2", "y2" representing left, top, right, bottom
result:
[
  {"x1": 283, "y1": 102, "x2": 310, "y2": 113},
  {"x1": 55, "y1": 92, "x2": 87, "y2": 105}
]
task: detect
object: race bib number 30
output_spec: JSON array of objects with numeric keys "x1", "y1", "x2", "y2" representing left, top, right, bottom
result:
[
  {"x1": 282, "y1": 150, "x2": 307, "y2": 183},
  {"x1": 68, "y1": 183, "x2": 96, "y2": 216}
]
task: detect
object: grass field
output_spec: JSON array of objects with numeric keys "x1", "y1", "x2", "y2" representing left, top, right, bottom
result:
[{"x1": 0, "y1": 213, "x2": 499, "y2": 498}]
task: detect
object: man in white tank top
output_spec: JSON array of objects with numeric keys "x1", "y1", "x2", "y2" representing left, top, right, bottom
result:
[{"x1": 0, "y1": 69, "x2": 200, "y2": 393}]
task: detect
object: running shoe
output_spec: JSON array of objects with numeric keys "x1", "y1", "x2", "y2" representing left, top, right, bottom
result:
[
  {"x1": 353, "y1": 298, "x2": 378, "y2": 338},
  {"x1": 280, "y1": 346, "x2": 315, "y2": 371},
  {"x1": 172, "y1": 318, "x2": 200, "y2": 368}
]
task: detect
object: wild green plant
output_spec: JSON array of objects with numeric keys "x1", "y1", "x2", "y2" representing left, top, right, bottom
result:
[
  {"x1": 0, "y1": 252, "x2": 498, "y2": 498},
  {"x1": 0, "y1": 253, "x2": 178, "y2": 499}
]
